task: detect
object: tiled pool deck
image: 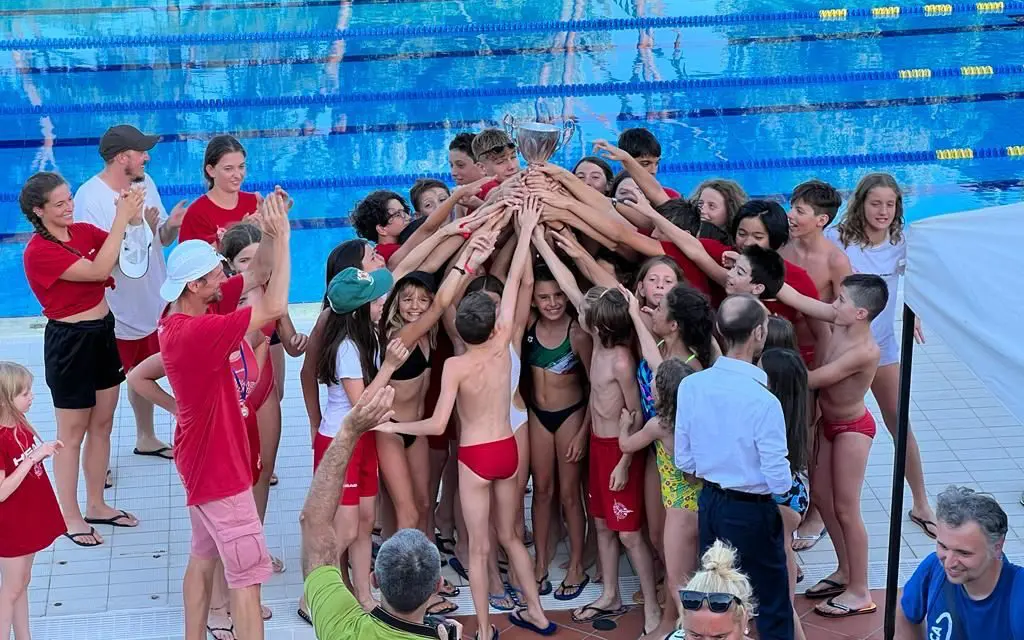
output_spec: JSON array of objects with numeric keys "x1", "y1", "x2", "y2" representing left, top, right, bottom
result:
[{"x1": 3, "y1": 306, "x2": 1021, "y2": 640}]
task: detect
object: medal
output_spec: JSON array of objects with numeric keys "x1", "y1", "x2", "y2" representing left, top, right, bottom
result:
[{"x1": 232, "y1": 346, "x2": 250, "y2": 418}]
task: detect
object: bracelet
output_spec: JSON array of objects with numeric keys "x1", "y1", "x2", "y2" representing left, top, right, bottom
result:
[
  {"x1": 460, "y1": 231, "x2": 472, "y2": 240},
  {"x1": 452, "y1": 266, "x2": 466, "y2": 275}
]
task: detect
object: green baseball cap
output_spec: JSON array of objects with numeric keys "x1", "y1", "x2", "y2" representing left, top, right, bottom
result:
[{"x1": 327, "y1": 267, "x2": 393, "y2": 314}]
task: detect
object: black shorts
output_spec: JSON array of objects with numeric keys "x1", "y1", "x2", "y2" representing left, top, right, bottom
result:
[
  {"x1": 269, "y1": 329, "x2": 281, "y2": 346},
  {"x1": 44, "y1": 313, "x2": 125, "y2": 410}
]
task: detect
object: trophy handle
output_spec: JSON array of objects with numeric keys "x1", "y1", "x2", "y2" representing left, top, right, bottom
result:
[
  {"x1": 559, "y1": 119, "x2": 576, "y2": 152},
  {"x1": 502, "y1": 114, "x2": 517, "y2": 145}
]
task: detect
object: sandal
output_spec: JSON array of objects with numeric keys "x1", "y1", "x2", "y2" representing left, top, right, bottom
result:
[
  {"x1": 64, "y1": 527, "x2": 102, "y2": 548},
  {"x1": 488, "y1": 592, "x2": 516, "y2": 611},
  {"x1": 536, "y1": 572, "x2": 551, "y2": 596},
  {"x1": 804, "y1": 578, "x2": 847, "y2": 600},
  {"x1": 553, "y1": 574, "x2": 590, "y2": 601},
  {"x1": 571, "y1": 604, "x2": 628, "y2": 623},
  {"x1": 814, "y1": 596, "x2": 878, "y2": 618},
  {"x1": 435, "y1": 533, "x2": 456, "y2": 556},
  {"x1": 84, "y1": 509, "x2": 138, "y2": 528},
  {"x1": 909, "y1": 511, "x2": 937, "y2": 539},
  {"x1": 508, "y1": 607, "x2": 557, "y2": 635},
  {"x1": 426, "y1": 597, "x2": 458, "y2": 616},
  {"x1": 206, "y1": 625, "x2": 235, "y2": 640},
  {"x1": 438, "y1": 577, "x2": 459, "y2": 598}
]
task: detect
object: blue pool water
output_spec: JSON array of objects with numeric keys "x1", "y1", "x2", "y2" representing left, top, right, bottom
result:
[{"x1": 1, "y1": 0, "x2": 1022, "y2": 317}]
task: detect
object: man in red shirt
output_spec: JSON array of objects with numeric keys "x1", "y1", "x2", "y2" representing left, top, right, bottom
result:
[{"x1": 157, "y1": 192, "x2": 291, "y2": 640}]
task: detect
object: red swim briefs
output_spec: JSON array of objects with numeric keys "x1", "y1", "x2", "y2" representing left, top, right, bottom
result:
[{"x1": 821, "y1": 409, "x2": 877, "y2": 442}]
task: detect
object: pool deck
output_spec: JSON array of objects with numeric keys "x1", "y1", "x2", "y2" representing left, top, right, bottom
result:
[{"x1": 4, "y1": 304, "x2": 1023, "y2": 640}]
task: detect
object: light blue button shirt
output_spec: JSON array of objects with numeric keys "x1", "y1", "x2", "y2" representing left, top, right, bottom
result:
[{"x1": 674, "y1": 356, "x2": 792, "y2": 495}]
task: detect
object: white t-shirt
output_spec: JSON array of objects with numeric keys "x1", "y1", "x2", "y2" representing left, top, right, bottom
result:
[
  {"x1": 826, "y1": 226, "x2": 906, "y2": 341},
  {"x1": 319, "y1": 339, "x2": 367, "y2": 438},
  {"x1": 74, "y1": 174, "x2": 168, "y2": 340}
]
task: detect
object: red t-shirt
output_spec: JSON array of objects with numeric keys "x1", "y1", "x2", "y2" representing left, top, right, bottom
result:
[
  {"x1": 660, "y1": 241, "x2": 711, "y2": 298},
  {"x1": 377, "y1": 242, "x2": 401, "y2": 264},
  {"x1": 159, "y1": 305, "x2": 255, "y2": 506},
  {"x1": 477, "y1": 179, "x2": 500, "y2": 201},
  {"x1": 664, "y1": 187, "x2": 681, "y2": 199},
  {"x1": 23, "y1": 223, "x2": 114, "y2": 320},
  {"x1": 0, "y1": 425, "x2": 65, "y2": 557},
  {"x1": 208, "y1": 274, "x2": 245, "y2": 316},
  {"x1": 179, "y1": 192, "x2": 259, "y2": 246}
]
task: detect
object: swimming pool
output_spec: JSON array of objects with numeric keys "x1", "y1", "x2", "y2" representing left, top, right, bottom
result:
[{"x1": 1, "y1": 0, "x2": 1022, "y2": 317}]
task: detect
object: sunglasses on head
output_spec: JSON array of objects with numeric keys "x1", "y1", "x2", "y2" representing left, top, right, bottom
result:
[{"x1": 679, "y1": 590, "x2": 742, "y2": 614}]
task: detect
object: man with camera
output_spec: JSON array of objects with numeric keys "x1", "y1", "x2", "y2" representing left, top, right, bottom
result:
[{"x1": 300, "y1": 385, "x2": 462, "y2": 639}]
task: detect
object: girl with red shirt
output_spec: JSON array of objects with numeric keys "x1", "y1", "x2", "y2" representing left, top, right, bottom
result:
[
  {"x1": 178, "y1": 135, "x2": 259, "y2": 247},
  {"x1": 19, "y1": 172, "x2": 141, "y2": 548},
  {"x1": 0, "y1": 362, "x2": 66, "y2": 640}
]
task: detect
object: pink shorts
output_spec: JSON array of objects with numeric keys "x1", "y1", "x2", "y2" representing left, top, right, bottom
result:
[
  {"x1": 822, "y1": 410, "x2": 877, "y2": 442},
  {"x1": 189, "y1": 491, "x2": 272, "y2": 589},
  {"x1": 313, "y1": 431, "x2": 378, "y2": 506}
]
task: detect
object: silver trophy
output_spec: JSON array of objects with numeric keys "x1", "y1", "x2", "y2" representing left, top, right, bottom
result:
[{"x1": 503, "y1": 115, "x2": 576, "y2": 165}]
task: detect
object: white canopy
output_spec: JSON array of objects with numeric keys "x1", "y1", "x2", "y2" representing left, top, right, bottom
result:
[{"x1": 905, "y1": 202, "x2": 1024, "y2": 422}]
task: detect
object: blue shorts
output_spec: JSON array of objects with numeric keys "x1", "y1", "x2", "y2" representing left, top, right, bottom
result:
[{"x1": 773, "y1": 473, "x2": 809, "y2": 515}]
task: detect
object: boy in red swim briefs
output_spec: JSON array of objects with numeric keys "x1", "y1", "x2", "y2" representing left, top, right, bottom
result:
[
  {"x1": 570, "y1": 285, "x2": 661, "y2": 635},
  {"x1": 777, "y1": 273, "x2": 888, "y2": 620},
  {"x1": 375, "y1": 196, "x2": 555, "y2": 640}
]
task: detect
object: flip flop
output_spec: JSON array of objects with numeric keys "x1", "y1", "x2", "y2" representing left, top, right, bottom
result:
[
  {"x1": 523, "y1": 528, "x2": 534, "y2": 547},
  {"x1": 476, "y1": 624, "x2": 498, "y2": 640},
  {"x1": 797, "y1": 568, "x2": 804, "y2": 584},
  {"x1": 271, "y1": 556, "x2": 286, "y2": 573},
  {"x1": 105, "y1": 469, "x2": 113, "y2": 489},
  {"x1": 426, "y1": 597, "x2": 458, "y2": 616},
  {"x1": 134, "y1": 446, "x2": 173, "y2": 460},
  {"x1": 489, "y1": 592, "x2": 516, "y2": 611},
  {"x1": 537, "y1": 572, "x2": 552, "y2": 596},
  {"x1": 85, "y1": 510, "x2": 138, "y2": 528},
  {"x1": 438, "y1": 577, "x2": 460, "y2": 598},
  {"x1": 435, "y1": 533, "x2": 456, "y2": 556},
  {"x1": 909, "y1": 511, "x2": 938, "y2": 539},
  {"x1": 63, "y1": 528, "x2": 102, "y2": 548},
  {"x1": 814, "y1": 597, "x2": 878, "y2": 618},
  {"x1": 261, "y1": 604, "x2": 272, "y2": 621},
  {"x1": 505, "y1": 586, "x2": 525, "y2": 608},
  {"x1": 792, "y1": 527, "x2": 826, "y2": 551},
  {"x1": 571, "y1": 604, "x2": 628, "y2": 624},
  {"x1": 448, "y1": 556, "x2": 469, "y2": 580},
  {"x1": 508, "y1": 608, "x2": 557, "y2": 636},
  {"x1": 296, "y1": 608, "x2": 312, "y2": 626},
  {"x1": 206, "y1": 625, "x2": 235, "y2": 640},
  {"x1": 269, "y1": 473, "x2": 279, "y2": 486},
  {"x1": 553, "y1": 574, "x2": 590, "y2": 601},
  {"x1": 804, "y1": 578, "x2": 847, "y2": 600}
]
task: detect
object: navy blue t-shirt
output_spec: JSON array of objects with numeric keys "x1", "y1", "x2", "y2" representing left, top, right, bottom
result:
[{"x1": 901, "y1": 552, "x2": 1024, "y2": 639}]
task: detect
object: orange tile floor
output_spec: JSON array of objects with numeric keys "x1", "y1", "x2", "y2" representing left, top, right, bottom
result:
[{"x1": 454, "y1": 589, "x2": 891, "y2": 639}]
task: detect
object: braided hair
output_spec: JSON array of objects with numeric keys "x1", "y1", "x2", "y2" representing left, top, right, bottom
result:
[{"x1": 19, "y1": 172, "x2": 82, "y2": 257}]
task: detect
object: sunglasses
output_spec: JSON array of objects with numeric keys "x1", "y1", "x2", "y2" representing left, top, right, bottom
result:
[{"x1": 679, "y1": 590, "x2": 742, "y2": 614}]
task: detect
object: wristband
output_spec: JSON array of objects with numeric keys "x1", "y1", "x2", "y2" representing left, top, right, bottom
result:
[
  {"x1": 452, "y1": 266, "x2": 466, "y2": 275},
  {"x1": 462, "y1": 262, "x2": 476, "y2": 275},
  {"x1": 460, "y1": 231, "x2": 472, "y2": 240}
]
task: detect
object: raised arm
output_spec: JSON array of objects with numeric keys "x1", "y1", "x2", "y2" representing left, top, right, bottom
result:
[
  {"x1": 547, "y1": 227, "x2": 619, "y2": 289},
  {"x1": 393, "y1": 233, "x2": 496, "y2": 347},
  {"x1": 618, "y1": 284, "x2": 664, "y2": 367},
  {"x1": 60, "y1": 188, "x2": 142, "y2": 283},
  {"x1": 620, "y1": 199, "x2": 729, "y2": 285},
  {"x1": 776, "y1": 283, "x2": 838, "y2": 323},
  {"x1": 247, "y1": 192, "x2": 290, "y2": 334},
  {"x1": 539, "y1": 190, "x2": 662, "y2": 258},
  {"x1": 531, "y1": 226, "x2": 583, "y2": 308},
  {"x1": 498, "y1": 198, "x2": 540, "y2": 334},
  {"x1": 386, "y1": 178, "x2": 491, "y2": 269},
  {"x1": 301, "y1": 386, "x2": 395, "y2": 575},
  {"x1": 593, "y1": 139, "x2": 671, "y2": 206},
  {"x1": 391, "y1": 202, "x2": 496, "y2": 280}
]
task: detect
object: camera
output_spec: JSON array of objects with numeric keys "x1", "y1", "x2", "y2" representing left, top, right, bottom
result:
[{"x1": 424, "y1": 614, "x2": 460, "y2": 639}]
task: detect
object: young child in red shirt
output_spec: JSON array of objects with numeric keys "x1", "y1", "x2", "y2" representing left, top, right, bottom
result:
[{"x1": 0, "y1": 362, "x2": 65, "y2": 640}]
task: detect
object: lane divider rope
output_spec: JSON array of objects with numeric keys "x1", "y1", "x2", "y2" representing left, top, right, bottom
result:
[
  {"x1": 0, "y1": 144, "x2": 1019, "y2": 202},
  {"x1": 1, "y1": 2, "x2": 1023, "y2": 51},
  {"x1": 1, "y1": 64, "x2": 1022, "y2": 116}
]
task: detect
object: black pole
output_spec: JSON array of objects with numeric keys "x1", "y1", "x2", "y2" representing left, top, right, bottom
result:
[{"x1": 883, "y1": 304, "x2": 917, "y2": 639}]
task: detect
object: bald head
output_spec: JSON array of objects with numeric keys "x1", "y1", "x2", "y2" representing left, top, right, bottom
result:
[{"x1": 716, "y1": 294, "x2": 767, "y2": 354}]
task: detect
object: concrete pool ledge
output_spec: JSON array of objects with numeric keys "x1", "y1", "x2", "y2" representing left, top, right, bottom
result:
[{"x1": 0, "y1": 302, "x2": 324, "y2": 338}]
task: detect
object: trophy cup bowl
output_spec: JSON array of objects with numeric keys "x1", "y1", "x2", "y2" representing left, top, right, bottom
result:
[{"x1": 503, "y1": 115, "x2": 576, "y2": 165}]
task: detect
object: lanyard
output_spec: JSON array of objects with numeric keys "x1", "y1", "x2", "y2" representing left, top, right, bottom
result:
[{"x1": 232, "y1": 346, "x2": 249, "y2": 403}]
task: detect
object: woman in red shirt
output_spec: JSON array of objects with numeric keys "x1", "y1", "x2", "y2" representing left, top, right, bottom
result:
[
  {"x1": 0, "y1": 362, "x2": 65, "y2": 640},
  {"x1": 20, "y1": 172, "x2": 142, "y2": 547},
  {"x1": 179, "y1": 135, "x2": 259, "y2": 246}
]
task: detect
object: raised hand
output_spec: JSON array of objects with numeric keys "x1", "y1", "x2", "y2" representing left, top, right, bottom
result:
[
  {"x1": 165, "y1": 200, "x2": 188, "y2": 232},
  {"x1": 721, "y1": 250, "x2": 739, "y2": 269},
  {"x1": 346, "y1": 386, "x2": 396, "y2": 434},
  {"x1": 259, "y1": 191, "x2": 289, "y2": 239},
  {"x1": 617, "y1": 197, "x2": 659, "y2": 219},
  {"x1": 464, "y1": 230, "x2": 499, "y2": 273},
  {"x1": 383, "y1": 338, "x2": 411, "y2": 369},
  {"x1": 616, "y1": 283, "x2": 641, "y2": 318},
  {"x1": 518, "y1": 194, "x2": 542, "y2": 231},
  {"x1": 547, "y1": 227, "x2": 584, "y2": 260},
  {"x1": 454, "y1": 177, "x2": 492, "y2": 204},
  {"x1": 144, "y1": 206, "x2": 160, "y2": 233},
  {"x1": 592, "y1": 139, "x2": 631, "y2": 163}
]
